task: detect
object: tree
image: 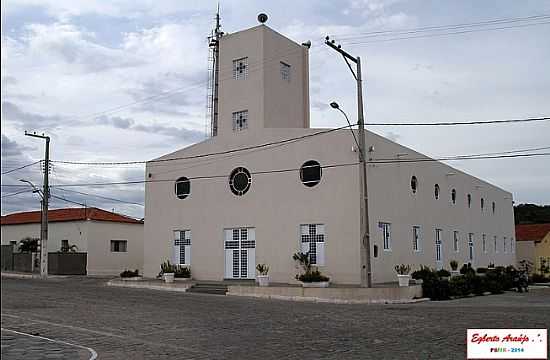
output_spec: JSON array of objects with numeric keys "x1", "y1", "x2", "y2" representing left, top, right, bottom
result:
[
  {"x1": 514, "y1": 204, "x2": 550, "y2": 224},
  {"x1": 18, "y1": 237, "x2": 39, "y2": 253},
  {"x1": 60, "y1": 243, "x2": 78, "y2": 253}
]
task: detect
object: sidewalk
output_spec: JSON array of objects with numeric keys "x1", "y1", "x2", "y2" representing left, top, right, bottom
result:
[
  {"x1": 1, "y1": 271, "x2": 68, "y2": 280},
  {"x1": 107, "y1": 278, "x2": 193, "y2": 292}
]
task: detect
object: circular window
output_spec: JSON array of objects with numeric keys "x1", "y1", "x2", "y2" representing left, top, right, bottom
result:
[
  {"x1": 434, "y1": 184, "x2": 440, "y2": 199},
  {"x1": 451, "y1": 189, "x2": 456, "y2": 204},
  {"x1": 175, "y1": 177, "x2": 190, "y2": 199},
  {"x1": 229, "y1": 167, "x2": 251, "y2": 196},
  {"x1": 411, "y1": 176, "x2": 418, "y2": 194},
  {"x1": 300, "y1": 160, "x2": 322, "y2": 187}
]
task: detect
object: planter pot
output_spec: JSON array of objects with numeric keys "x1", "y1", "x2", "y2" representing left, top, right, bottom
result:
[
  {"x1": 174, "y1": 277, "x2": 192, "y2": 282},
  {"x1": 397, "y1": 274, "x2": 411, "y2": 287},
  {"x1": 301, "y1": 281, "x2": 330, "y2": 288},
  {"x1": 257, "y1": 275, "x2": 270, "y2": 287},
  {"x1": 450, "y1": 270, "x2": 460, "y2": 277},
  {"x1": 163, "y1": 273, "x2": 175, "y2": 283},
  {"x1": 120, "y1": 276, "x2": 143, "y2": 281}
]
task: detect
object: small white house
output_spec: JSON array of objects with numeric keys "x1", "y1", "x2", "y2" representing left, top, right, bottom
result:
[{"x1": 1, "y1": 207, "x2": 144, "y2": 275}]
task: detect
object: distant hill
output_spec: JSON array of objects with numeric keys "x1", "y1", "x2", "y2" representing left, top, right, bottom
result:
[{"x1": 514, "y1": 204, "x2": 550, "y2": 225}]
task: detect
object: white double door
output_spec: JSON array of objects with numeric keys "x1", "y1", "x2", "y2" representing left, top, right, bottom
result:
[{"x1": 224, "y1": 228, "x2": 256, "y2": 279}]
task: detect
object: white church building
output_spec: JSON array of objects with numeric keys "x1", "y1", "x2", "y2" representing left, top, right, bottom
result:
[{"x1": 143, "y1": 20, "x2": 516, "y2": 284}]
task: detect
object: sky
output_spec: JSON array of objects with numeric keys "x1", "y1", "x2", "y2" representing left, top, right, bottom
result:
[{"x1": 1, "y1": 0, "x2": 550, "y2": 219}]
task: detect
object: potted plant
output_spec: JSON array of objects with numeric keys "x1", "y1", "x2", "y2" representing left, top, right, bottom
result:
[
  {"x1": 394, "y1": 264, "x2": 411, "y2": 287},
  {"x1": 256, "y1": 264, "x2": 270, "y2": 287},
  {"x1": 292, "y1": 252, "x2": 330, "y2": 288},
  {"x1": 174, "y1": 265, "x2": 191, "y2": 281},
  {"x1": 160, "y1": 260, "x2": 176, "y2": 283},
  {"x1": 450, "y1": 260, "x2": 460, "y2": 277}
]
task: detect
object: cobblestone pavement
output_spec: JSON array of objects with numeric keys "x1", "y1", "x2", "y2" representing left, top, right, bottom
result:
[{"x1": 1, "y1": 277, "x2": 549, "y2": 359}]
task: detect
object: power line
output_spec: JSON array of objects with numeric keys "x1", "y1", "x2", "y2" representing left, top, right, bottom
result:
[
  {"x1": 340, "y1": 21, "x2": 550, "y2": 46},
  {"x1": 331, "y1": 14, "x2": 550, "y2": 40},
  {"x1": 50, "y1": 194, "x2": 87, "y2": 207},
  {"x1": 55, "y1": 187, "x2": 144, "y2": 207},
  {"x1": 1, "y1": 189, "x2": 34, "y2": 199},
  {"x1": 51, "y1": 124, "x2": 354, "y2": 166},
  {"x1": 1, "y1": 161, "x2": 41, "y2": 175},
  {"x1": 2, "y1": 151, "x2": 549, "y2": 189},
  {"x1": 367, "y1": 116, "x2": 550, "y2": 126}
]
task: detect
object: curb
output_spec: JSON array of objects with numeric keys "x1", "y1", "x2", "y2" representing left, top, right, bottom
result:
[
  {"x1": 226, "y1": 292, "x2": 431, "y2": 304},
  {"x1": 1, "y1": 272, "x2": 68, "y2": 280},
  {"x1": 106, "y1": 279, "x2": 192, "y2": 292}
]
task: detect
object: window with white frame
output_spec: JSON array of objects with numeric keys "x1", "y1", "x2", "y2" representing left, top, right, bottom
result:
[
  {"x1": 412, "y1": 226, "x2": 421, "y2": 252},
  {"x1": 233, "y1": 57, "x2": 248, "y2": 80},
  {"x1": 468, "y1": 233, "x2": 474, "y2": 261},
  {"x1": 435, "y1": 229, "x2": 442, "y2": 262},
  {"x1": 174, "y1": 230, "x2": 191, "y2": 265},
  {"x1": 280, "y1": 62, "x2": 291, "y2": 81},
  {"x1": 300, "y1": 224, "x2": 325, "y2": 266},
  {"x1": 482, "y1": 234, "x2": 487, "y2": 253},
  {"x1": 110, "y1": 240, "x2": 127, "y2": 252},
  {"x1": 453, "y1": 231, "x2": 459, "y2": 252},
  {"x1": 494, "y1": 235, "x2": 498, "y2": 253},
  {"x1": 379, "y1": 222, "x2": 391, "y2": 251},
  {"x1": 503, "y1": 236, "x2": 507, "y2": 253},
  {"x1": 511, "y1": 237, "x2": 515, "y2": 253},
  {"x1": 232, "y1": 110, "x2": 248, "y2": 132}
]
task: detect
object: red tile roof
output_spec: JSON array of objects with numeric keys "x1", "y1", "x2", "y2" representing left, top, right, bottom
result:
[
  {"x1": 1, "y1": 207, "x2": 143, "y2": 225},
  {"x1": 515, "y1": 223, "x2": 550, "y2": 242}
]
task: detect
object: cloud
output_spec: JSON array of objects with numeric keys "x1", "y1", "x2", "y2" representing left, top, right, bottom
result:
[
  {"x1": 1, "y1": 133, "x2": 35, "y2": 157},
  {"x1": 1, "y1": 101, "x2": 67, "y2": 130}
]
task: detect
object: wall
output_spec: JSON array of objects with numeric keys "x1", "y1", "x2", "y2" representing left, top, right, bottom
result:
[
  {"x1": 534, "y1": 232, "x2": 550, "y2": 273},
  {"x1": 145, "y1": 128, "x2": 516, "y2": 284},
  {"x1": 1, "y1": 221, "x2": 89, "y2": 253},
  {"x1": 86, "y1": 221, "x2": 144, "y2": 275},
  {"x1": 516, "y1": 240, "x2": 535, "y2": 271}
]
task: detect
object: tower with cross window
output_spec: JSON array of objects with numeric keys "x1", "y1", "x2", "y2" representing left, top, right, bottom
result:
[{"x1": 216, "y1": 24, "x2": 310, "y2": 137}]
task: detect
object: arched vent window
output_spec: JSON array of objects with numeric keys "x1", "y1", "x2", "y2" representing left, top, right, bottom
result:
[
  {"x1": 481, "y1": 198, "x2": 485, "y2": 211},
  {"x1": 467, "y1": 194, "x2": 472, "y2": 208},
  {"x1": 492, "y1": 201, "x2": 496, "y2": 214},
  {"x1": 300, "y1": 160, "x2": 322, "y2": 187},
  {"x1": 229, "y1": 167, "x2": 252, "y2": 196},
  {"x1": 451, "y1": 189, "x2": 456, "y2": 204},
  {"x1": 175, "y1": 177, "x2": 190, "y2": 199},
  {"x1": 411, "y1": 176, "x2": 418, "y2": 194},
  {"x1": 434, "y1": 184, "x2": 440, "y2": 200}
]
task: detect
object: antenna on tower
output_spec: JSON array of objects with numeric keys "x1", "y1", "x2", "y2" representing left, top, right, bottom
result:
[{"x1": 206, "y1": 4, "x2": 222, "y2": 137}]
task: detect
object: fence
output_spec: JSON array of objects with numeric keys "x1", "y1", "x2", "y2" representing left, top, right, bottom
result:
[{"x1": 1, "y1": 247, "x2": 87, "y2": 275}]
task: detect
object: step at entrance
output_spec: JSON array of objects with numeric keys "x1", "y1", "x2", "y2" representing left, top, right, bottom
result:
[{"x1": 187, "y1": 282, "x2": 228, "y2": 295}]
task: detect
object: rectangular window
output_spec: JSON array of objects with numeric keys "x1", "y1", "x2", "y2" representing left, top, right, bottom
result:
[
  {"x1": 511, "y1": 237, "x2": 515, "y2": 253},
  {"x1": 61, "y1": 239, "x2": 69, "y2": 251},
  {"x1": 435, "y1": 229, "x2": 442, "y2": 262},
  {"x1": 280, "y1": 62, "x2": 291, "y2": 81},
  {"x1": 232, "y1": 110, "x2": 248, "y2": 132},
  {"x1": 468, "y1": 233, "x2": 474, "y2": 261},
  {"x1": 494, "y1": 235, "x2": 498, "y2": 253},
  {"x1": 110, "y1": 240, "x2": 127, "y2": 252},
  {"x1": 233, "y1": 57, "x2": 248, "y2": 80},
  {"x1": 453, "y1": 231, "x2": 459, "y2": 252},
  {"x1": 482, "y1": 234, "x2": 487, "y2": 253},
  {"x1": 174, "y1": 230, "x2": 191, "y2": 265},
  {"x1": 503, "y1": 236, "x2": 507, "y2": 253},
  {"x1": 412, "y1": 226, "x2": 421, "y2": 252},
  {"x1": 300, "y1": 224, "x2": 325, "y2": 265},
  {"x1": 379, "y1": 222, "x2": 391, "y2": 251}
]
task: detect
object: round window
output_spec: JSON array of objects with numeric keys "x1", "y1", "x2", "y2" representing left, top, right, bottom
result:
[
  {"x1": 175, "y1": 177, "x2": 190, "y2": 199},
  {"x1": 411, "y1": 176, "x2": 418, "y2": 194},
  {"x1": 300, "y1": 160, "x2": 322, "y2": 187},
  {"x1": 229, "y1": 167, "x2": 251, "y2": 196}
]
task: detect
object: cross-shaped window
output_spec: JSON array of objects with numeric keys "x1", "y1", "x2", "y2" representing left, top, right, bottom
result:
[
  {"x1": 232, "y1": 110, "x2": 248, "y2": 132},
  {"x1": 233, "y1": 57, "x2": 248, "y2": 80},
  {"x1": 300, "y1": 224, "x2": 325, "y2": 265}
]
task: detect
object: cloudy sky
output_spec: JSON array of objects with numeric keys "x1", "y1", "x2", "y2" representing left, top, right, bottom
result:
[{"x1": 2, "y1": 0, "x2": 549, "y2": 218}]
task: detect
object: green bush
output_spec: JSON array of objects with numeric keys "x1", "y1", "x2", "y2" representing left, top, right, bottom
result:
[
  {"x1": 436, "y1": 269, "x2": 451, "y2": 278},
  {"x1": 160, "y1": 260, "x2": 176, "y2": 274},
  {"x1": 460, "y1": 263, "x2": 475, "y2": 276},
  {"x1": 530, "y1": 273, "x2": 550, "y2": 283},
  {"x1": 411, "y1": 265, "x2": 438, "y2": 282},
  {"x1": 449, "y1": 275, "x2": 471, "y2": 297},
  {"x1": 120, "y1": 269, "x2": 139, "y2": 278},
  {"x1": 174, "y1": 265, "x2": 191, "y2": 278},
  {"x1": 476, "y1": 267, "x2": 488, "y2": 274},
  {"x1": 484, "y1": 270, "x2": 504, "y2": 294},
  {"x1": 469, "y1": 274, "x2": 486, "y2": 295},
  {"x1": 423, "y1": 278, "x2": 451, "y2": 300},
  {"x1": 297, "y1": 269, "x2": 329, "y2": 282}
]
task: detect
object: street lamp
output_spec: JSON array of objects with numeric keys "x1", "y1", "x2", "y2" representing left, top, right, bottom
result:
[
  {"x1": 329, "y1": 102, "x2": 362, "y2": 159},
  {"x1": 19, "y1": 179, "x2": 42, "y2": 195}
]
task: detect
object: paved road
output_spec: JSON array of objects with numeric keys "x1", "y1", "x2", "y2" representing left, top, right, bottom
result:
[{"x1": 1, "y1": 277, "x2": 549, "y2": 359}]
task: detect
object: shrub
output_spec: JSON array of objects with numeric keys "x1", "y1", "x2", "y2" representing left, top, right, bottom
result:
[
  {"x1": 394, "y1": 264, "x2": 411, "y2": 275},
  {"x1": 530, "y1": 273, "x2": 550, "y2": 283},
  {"x1": 469, "y1": 274, "x2": 486, "y2": 296},
  {"x1": 476, "y1": 267, "x2": 488, "y2": 274},
  {"x1": 460, "y1": 263, "x2": 475, "y2": 276},
  {"x1": 297, "y1": 269, "x2": 329, "y2": 283},
  {"x1": 484, "y1": 270, "x2": 504, "y2": 294},
  {"x1": 436, "y1": 269, "x2": 451, "y2": 278},
  {"x1": 411, "y1": 265, "x2": 437, "y2": 282},
  {"x1": 18, "y1": 237, "x2": 39, "y2": 253},
  {"x1": 120, "y1": 269, "x2": 139, "y2": 278},
  {"x1": 174, "y1": 265, "x2": 191, "y2": 278},
  {"x1": 423, "y1": 278, "x2": 451, "y2": 301},
  {"x1": 160, "y1": 260, "x2": 176, "y2": 274},
  {"x1": 449, "y1": 275, "x2": 471, "y2": 297},
  {"x1": 449, "y1": 260, "x2": 459, "y2": 271},
  {"x1": 256, "y1": 263, "x2": 269, "y2": 275}
]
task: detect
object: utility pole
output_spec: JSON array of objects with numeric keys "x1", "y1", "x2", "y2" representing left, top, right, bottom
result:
[
  {"x1": 324, "y1": 36, "x2": 372, "y2": 287},
  {"x1": 208, "y1": 5, "x2": 223, "y2": 137},
  {"x1": 25, "y1": 131, "x2": 50, "y2": 279}
]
